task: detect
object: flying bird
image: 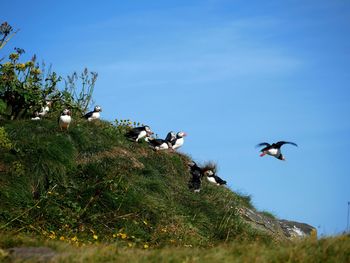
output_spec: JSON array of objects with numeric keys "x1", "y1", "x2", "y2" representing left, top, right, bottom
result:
[
  {"x1": 125, "y1": 126, "x2": 153, "y2": 142},
  {"x1": 83, "y1": 105, "x2": 102, "y2": 121},
  {"x1": 256, "y1": 141, "x2": 298, "y2": 161},
  {"x1": 58, "y1": 109, "x2": 72, "y2": 131}
]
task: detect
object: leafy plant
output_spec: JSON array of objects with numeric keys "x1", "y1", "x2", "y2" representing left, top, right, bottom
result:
[
  {"x1": 63, "y1": 68, "x2": 98, "y2": 114},
  {"x1": 0, "y1": 48, "x2": 61, "y2": 119},
  {"x1": 0, "y1": 127, "x2": 12, "y2": 150},
  {"x1": 0, "y1": 22, "x2": 18, "y2": 50}
]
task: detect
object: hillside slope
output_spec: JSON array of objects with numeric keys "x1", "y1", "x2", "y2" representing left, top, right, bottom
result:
[{"x1": 0, "y1": 118, "x2": 314, "y2": 248}]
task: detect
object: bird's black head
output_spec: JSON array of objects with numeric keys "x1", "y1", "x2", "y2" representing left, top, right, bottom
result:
[
  {"x1": 176, "y1": 131, "x2": 187, "y2": 138},
  {"x1": 144, "y1": 126, "x2": 153, "y2": 135},
  {"x1": 94, "y1": 105, "x2": 102, "y2": 112}
]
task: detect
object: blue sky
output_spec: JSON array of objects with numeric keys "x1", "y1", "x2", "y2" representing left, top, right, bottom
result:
[{"x1": 2, "y1": 0, "x2": 350, "y2": 236}]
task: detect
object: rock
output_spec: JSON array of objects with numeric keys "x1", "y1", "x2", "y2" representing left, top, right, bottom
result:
[
  {"x1": 279, "y1": 219, "x2": 316, "y2": 238},
  {"x1": 8, "y1": 247, "x2": 56, "y2": 262},
  {"x1": 237, "y1": 207, "x2": 317, "y2": 240}
]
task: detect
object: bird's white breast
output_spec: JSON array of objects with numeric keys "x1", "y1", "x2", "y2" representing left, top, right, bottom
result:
[
  {"x1": 38, "y1": 106, "x2": 50, "y2": 117},
  {"x1": 88, "y1": 112, "x2": 100, "y2": 121},
  {"x1": 60, "y1": 115, "x2": 72, "y2": 124},
  {"x1": 172, "y1": 138, "x2": 184, "y2": 149},
  {"x1": 267, "y1": 148, "x2": 279, "y2": 156},
  {"x1": 206, "y1": 176, "x2": 217, "y2": 184},
  {"x1": 136, "y1": 131, "x2": 147, "y2": 141},
  {"x1": 156, "y1": 143, "x2": 169, "y2": 150}
]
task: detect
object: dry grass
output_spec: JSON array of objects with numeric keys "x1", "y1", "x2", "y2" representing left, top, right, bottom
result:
[{"x1": 1, "y1": 233, "x2": 349, "y2": 263}]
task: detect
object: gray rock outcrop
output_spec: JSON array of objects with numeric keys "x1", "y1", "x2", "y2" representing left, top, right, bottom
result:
[{"x1": 237, "y1": 207, "x2": 317, "y2": 240}]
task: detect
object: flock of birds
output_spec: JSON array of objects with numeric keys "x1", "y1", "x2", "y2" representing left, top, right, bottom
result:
[{"x1": 32, "y1": 103, "x2": 298, "y2": 193}]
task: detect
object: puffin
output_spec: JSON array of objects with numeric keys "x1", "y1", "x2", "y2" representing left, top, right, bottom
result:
[
  {"x1": 188, "y1": 161, "x2": 203, "y2": 193},
  {"x1": 31, "y1": 101, "x2": 52, "y2": 120},
  {"x1": 31, "y1": 112, "x2": 41, "y2": 121},
  {"x1": 204, "y1": 170, "x2": 227, "y2": 185},
  {"x1": 147, "y1": 133, "x2": 174, "y2": 151},
  {"x1": 171, "y1": 131, "x2": 187, "y2": 150},
  {"x1": 58, "y1": 109, "x2": 72, "y2": 131},
  {"x1": 125, "y1": 126, "x2": 153, "y2": 142},
  {"x1": 165, "y1": 131, "x2": 177, "y2": 145},
  {"x1": 38, "y1": 101, "x2": 52, "y2": 117},
  {"x1": 256, "y1": 141, "x2": 298, "y2": 161},
  {"x1": 83, "y1": 105, "x2": 102, "y2": 121}
]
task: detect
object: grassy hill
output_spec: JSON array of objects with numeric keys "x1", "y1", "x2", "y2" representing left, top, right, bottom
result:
[
  {"x1": 0, "y1": 118, "x2": 349, "y2": 262},
  {"x1": 0, "y1": 118, "x2": 268, "y2": 247}
]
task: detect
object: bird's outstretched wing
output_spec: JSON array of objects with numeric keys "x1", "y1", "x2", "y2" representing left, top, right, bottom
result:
[
  {"x1": 275, "y1": 141, "x2": 298, "y2": 147},
  {"x1": 256, "y1": 142, "x2": 271, "y2": 148}
]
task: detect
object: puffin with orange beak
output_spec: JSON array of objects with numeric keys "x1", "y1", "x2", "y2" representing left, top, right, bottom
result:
[
  {"x1": 256, "y1": 141, "x2": 297, "y2": 161},
  {"x1": 171, "y1": 131, "x2": 187, "y2": 150}
]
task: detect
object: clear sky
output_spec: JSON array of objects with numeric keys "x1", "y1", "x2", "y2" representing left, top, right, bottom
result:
[{"x1": 2, "y1": 0, "x2": 350, "y2": 236}]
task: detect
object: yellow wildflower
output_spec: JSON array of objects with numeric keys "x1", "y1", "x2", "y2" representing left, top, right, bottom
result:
[
  {"x1": 0, "y1": 248, "x2": 9, "y2": 258},
  {"x1": 59, "y1": 236, "x2": 65, "y2": 241},
  {"x1": 143, "y1": 220, "x2": 148, "y2": 225},
  {"x1": 9, "y1": 53, "x2": 19, "y2": 60},
  {"x1": 143, "y1": 244, "x2": 149, "y2": 249},
  {"x1": 48, "y1": 231, "x2": 56, "y2": 239},
  {"x1": 15, "y1": 63, "x2": 26, "y2": 70},
  {"x1": 25, "y1": 61, "x2": 34, "y2": 67},
  {"x1": 31, "y1": 68, "x2": 41, "y2": 75},
  {"x1": 93, "y1": 234, "x2": 98, "y2": 240},
  {"x1": 71, "y1": 236, "x2": 78, "y2": 242},
  {"x1": 116, "y1": 233, "x2": 127, "y2": 239}
]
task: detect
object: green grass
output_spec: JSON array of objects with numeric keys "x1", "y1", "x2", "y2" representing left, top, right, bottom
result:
[
  {"x1": 0, "y1": 118, "x2": 266, "y2": 248},
  {"x1": 1, "y1": 118, "x2": 349, "y2": 262},
  {"x1": 0, "y1": 232, "x2": 349, "y2": 262}
]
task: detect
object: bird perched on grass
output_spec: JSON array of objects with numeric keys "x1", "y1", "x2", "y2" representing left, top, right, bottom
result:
[
  {"x1": 201, "y1": 162, "x2": 226, "y2": 186},
  {"x1": 256, "y1": 141, "x2": 298, "y2": 161},
  {"x1": 125, "y1": 126, "x2": 153, "y2": 142},
  {"x1": 165, "y1": 131, "x2": 177, "y2": 145},
  {"x1": 83, "y1": 105, "x2": 102, "y2": 121},
  {"x1": 147, "y1": 132, "x2": 175, "y2": 151},
  {"x1": 31, "y1": 101, "x2": 52, "y2": 120},
  {"x1": 204, "y1": 170, "x2": 227, "y2": 185},
  {"x1": 171, "y1": 131, "x2": 187, "y2": 150},
  {"x1": 188, "y1": 161, "x2": 204, "y2": 193},
  {"x1": 58, "y1": 109, "x2": 72, "y2": 131}
]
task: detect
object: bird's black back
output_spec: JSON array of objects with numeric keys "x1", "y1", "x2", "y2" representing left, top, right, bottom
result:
[
  {"x1": 83, "y1": 111, "x2": 93, "y2": 119},
  {"x1": 148, "y1": 138, "x2": 166, "y2": 147},
  {"x1": 125, "y1": 126, "x2": 145, "y2": 138}
]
